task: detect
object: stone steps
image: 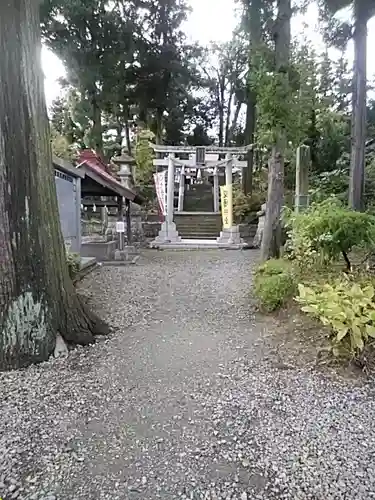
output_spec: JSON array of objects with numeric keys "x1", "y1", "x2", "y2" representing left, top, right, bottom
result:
[
  {"x1": 184, "y1": 184, "x2": 213, "y2": 212},
  {"x1": 175, "y1": 213, "x2": 221, "y2": 239}
]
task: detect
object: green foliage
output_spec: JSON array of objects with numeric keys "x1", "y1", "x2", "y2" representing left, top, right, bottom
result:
[
  {"x1": 232, "y1": 182, "x2": 263, "y2": 222},
  {"x1": 51, "y1": 128, "x2": 76, "y2": 161},
  {"x1": 66, "y1": 251, "x2": 81, "y2": 280},
  {"x1": 297, "y1": 280, "x2": 375, "y2": 355},
  {"x1": 254, "y1": 259, "x2": 298, "y2": 311},
  {"x1": 41, "y1": 0, "x2": 204, "y2": 150},
  {"x1": 254, "y1": 63, "x2": 292, "y2": 145},
  {"x1": 284, "y1": 198, "x2": 375, "y2": 268},
  {"x1": 134, "y1": 129, "x2": 155, "y2": 186}
]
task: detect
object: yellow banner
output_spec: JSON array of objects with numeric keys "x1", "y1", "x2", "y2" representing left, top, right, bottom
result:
[{"x1": 220, "y1": 184, "x2": 233, "y2": 229}]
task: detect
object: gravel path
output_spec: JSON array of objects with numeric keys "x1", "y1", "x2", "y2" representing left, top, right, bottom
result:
[{"x1": 1, "y1": 250, "x2": 375, "y2": 500}]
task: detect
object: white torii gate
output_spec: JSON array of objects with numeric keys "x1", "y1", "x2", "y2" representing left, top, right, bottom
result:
[{"x1": 150, "y1": 144, "x2": 252, "y2": 248}]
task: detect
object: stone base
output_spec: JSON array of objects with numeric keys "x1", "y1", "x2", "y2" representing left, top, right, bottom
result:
[
  {"x1": 81, "y1": 240, "x2": 117, "y2": 261},
  {"x1": 151, "y1": 221, "x2": 181, "y2": 246},
  {"x1": 150, "y1": 238, "x2": 246, "y2": 250},
  {"x1": 217, "y1": 226, "x2": 243, "y2": 246},
  {"x1": 114, "y1": 246, "x2": 138, "y2": 261}
]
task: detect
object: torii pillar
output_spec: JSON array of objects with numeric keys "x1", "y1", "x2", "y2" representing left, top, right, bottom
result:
[
  {"x1": 152, "y1": 153, "x2": 181, "y2": 244},
  {"x1": 217, "y1": 153, "x2": 243, "y2": 247}
]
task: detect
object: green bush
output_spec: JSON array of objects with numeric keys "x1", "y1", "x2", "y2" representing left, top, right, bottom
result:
[
  {"x1": 232, "y1": 182, "x2": 264, "y2": 222},
  {"x1": 296, "y1": 279, "x2": 375, "y2": 356},
  {"x1": 254, "y1": 259, "x2": 298, "y2": 311},
  {"x1": 284, "y1": 197, "x2": 375, "y2": 269},
  {"x1": 66, "y1": 251, "x2": 81, "y2": 279}
]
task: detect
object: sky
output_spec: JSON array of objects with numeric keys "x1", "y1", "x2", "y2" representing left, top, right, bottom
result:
[{"x1": 42, "y1": 0, "x2": 375, "y2": 108}]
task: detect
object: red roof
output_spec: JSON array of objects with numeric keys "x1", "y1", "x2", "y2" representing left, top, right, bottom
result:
[{"x1": 78, "y1": 150, "x2": 124, "y2": 192}]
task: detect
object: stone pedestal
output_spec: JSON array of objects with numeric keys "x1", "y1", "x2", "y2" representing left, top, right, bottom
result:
[
  {"x1": 114, "y1": 246, "x2": 139, "y2": 264},
  {"x1": 295, "y1": 145, "x2": 310, "y2": 212},
  {"x1": 217, "y1": 225, "x2": 243, "y2": 246},
  {"x1": 253, "y1": 203, "x2": 266, "y2": 248},
  {"x1": 152, "y1": 221, "x2": 181, "y2": 244}
]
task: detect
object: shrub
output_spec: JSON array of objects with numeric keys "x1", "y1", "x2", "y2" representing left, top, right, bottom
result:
[
  {"x1": 296, "y1": 279, "x2": 375, "y2": 355},
  {"x1": 66, "y1": 251, "x2": 81, "y2": 280},
  {"x1": 254, "y1": 259, "x2": 298, "y2": 311},
  {"x1": 232, "y1": 183, "x2": 264, "y2": 222},
  {"x1": 284, "y1": 197, "x2": 375, "y2": 270}
]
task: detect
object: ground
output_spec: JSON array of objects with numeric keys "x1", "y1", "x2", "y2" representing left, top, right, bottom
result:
[{"x1": 1, "y1": 250, "x2": 375, "y2": 500}]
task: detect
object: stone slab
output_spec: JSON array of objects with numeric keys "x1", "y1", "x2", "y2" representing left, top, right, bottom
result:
[
  {"x1": 150, "y1": 238, "x2": 247, "y2": 250},
  {"x1": 101, "y1": 255, "x2": 140, "y2": 266},
  {"x1": 81, "y1": 240, "x2": 117, "y2": 261}
]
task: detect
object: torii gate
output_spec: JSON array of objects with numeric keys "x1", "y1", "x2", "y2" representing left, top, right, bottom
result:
[{"x1": 150, "y1": 144, "x2": 252, "y2": 248}]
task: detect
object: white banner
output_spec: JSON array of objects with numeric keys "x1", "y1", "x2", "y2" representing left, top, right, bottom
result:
[{"x1": 153, "y1": 171, "x2": 167, "y2": 215}]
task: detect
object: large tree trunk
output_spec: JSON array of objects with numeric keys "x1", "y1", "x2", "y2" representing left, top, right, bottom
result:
[
  {"x1": 0, "y1": 0, "x2": 108, "y2": 370},
  {"x1": 224, "y1": 84, "x2": 234, "y2": 146},
  {"x1": 349, "y1": 0, "x2": 368, "y2": 211},
  {"x1": 90, "y1": 90, "x2": 104, "y2": 160},
  {"x1": 242, "y1": 0, "x2": 262, "y2": 195},
  {"x1": 217, "y1": 75, "x2": 226, "y2": 147},
  {"x1": 226, "y1": 100, "x2": 242, "y2": 146},
  {"x1": 155, "y1": 108, "x2": 163, "y2": 145},
  {"x1": 124, "y1": 104, "x2": 132, "y2": 156},
  {"x1": 260, "y1": 0, "x2": 291, "y2": 261}
]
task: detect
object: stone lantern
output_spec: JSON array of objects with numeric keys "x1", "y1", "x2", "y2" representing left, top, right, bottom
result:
[
  {"x1": 112, "y1": 149, "x2": 136, "y2": 190},
  {"x1": 111, "y1": 149, "x2": 137, "y2": 259}
]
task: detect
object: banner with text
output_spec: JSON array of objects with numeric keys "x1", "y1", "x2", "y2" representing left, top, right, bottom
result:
[
  {"x1": 154, "y1": 171, "x2": 167, "y2": 217},
  {"x1": 220, "y1": 184, "x2": 233, "y2": 229}
]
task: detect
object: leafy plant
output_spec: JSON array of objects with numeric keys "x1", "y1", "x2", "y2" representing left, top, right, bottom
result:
[
  {"x1": 232, "y1": 182, "x2": 263, "y2": 222},
  {"x1": 134, "y1": 129, "x2": 155, "y2": 185},
  {"x1": 296, "y1": 279, "x2": 375, "y2": 355},
  {"x1": 284, "y1": 197, "x2": 375, "y2": 270},
  {"x1": 254, "y1": 259, "x2": 298, "y2": 311}
]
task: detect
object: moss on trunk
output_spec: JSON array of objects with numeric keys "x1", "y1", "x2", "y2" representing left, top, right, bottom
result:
[{"x1": 0, "y1": 0, "x2": 109, "y2": 371}]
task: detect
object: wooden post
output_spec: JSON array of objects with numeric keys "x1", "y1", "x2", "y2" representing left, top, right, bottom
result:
[
  {"x1": 295, "y1": 145, "x2": 310, "y2": 212},
  {"x1": 125, "y1": 197, "x2": 132, "y2": 245}
]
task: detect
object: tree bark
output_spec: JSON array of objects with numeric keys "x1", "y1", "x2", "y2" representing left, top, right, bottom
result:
[
  {"x1": 224, "y1": 84, "x2": 234, "y2": 146},
  {"x1": 217, "y1": 74, "x2": 225, "y2": 147},
  {"x1": 0, "y1": 0, "x2": 109, "y2": 370},
  {"x1": 242, "y1": 0, "x2": 261, "y2": 195},
  {"x1": 155, "y1": 108, "x2": 163, "y2": 144},
  {"x1": 124, "y1": 104, "x2": 132, "y2": 156},
  {"x1": 260, "y1": 150, "x2": 284, "y2": 259},
  {"x1": 349, "y1": 0, "x2": 368, "y2": 211},
  {"x1": 260, "y1": 0, "x2": 291, "y2": 261},
  {"x1": 89, "y1": 90, "x2": 104, "y2": 160}
]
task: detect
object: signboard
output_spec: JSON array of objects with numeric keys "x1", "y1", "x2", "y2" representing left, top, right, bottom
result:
[
  {"x1": 153, "y1": 171, "x2": 167, "y2": 215},
  {"x1": 220, "y1": 184, "x2": 233, "y2": 229},
  {"x1": 116, "y1": 221, "x2": 125, "y2": 233},
  {"x1": 196, "y1": 146, "x2": 206, "y2": 165}
]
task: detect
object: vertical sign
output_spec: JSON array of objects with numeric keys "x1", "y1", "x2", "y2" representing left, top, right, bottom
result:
[
  {"x1": 220, "y1": 184, "x2": 233, "y2": 229},
  {"x1": 196, "y1": 146, "x2": 206, "y2": 165},
  {"x1": 154, "y1": 171, "x2": 167, "y2": 216}
]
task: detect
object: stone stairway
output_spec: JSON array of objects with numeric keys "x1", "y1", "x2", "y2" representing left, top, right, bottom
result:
[
  {"x1": 183, "y1": 183, "x2": 214, "y2": 212},
  {"x1": 174, "y1": 213, "x2": 222, "y2": 240}
]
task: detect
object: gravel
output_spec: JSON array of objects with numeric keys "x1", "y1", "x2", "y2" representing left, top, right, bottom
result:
[{"x1": 1, "y1": 249, "x2": 375, "y2": 500}]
